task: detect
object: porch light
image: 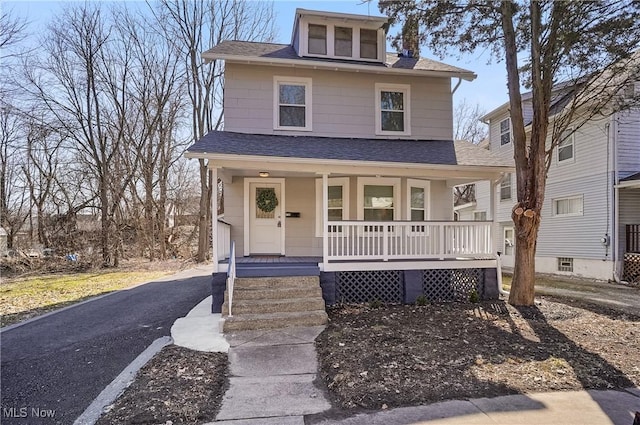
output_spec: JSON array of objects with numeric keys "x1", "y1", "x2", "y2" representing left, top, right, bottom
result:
[{"x1": 259, "y1": 171, "x2": 270, "y2": 178}]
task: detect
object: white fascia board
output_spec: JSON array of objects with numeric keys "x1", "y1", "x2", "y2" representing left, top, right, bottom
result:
[
  {"x1": 203, "y1": 53, "x2": 477, "y2": 81},
  {"x1": 615, "y1": 180, "x2": 640, "y2": 189},
  {"x1": 295, "y1": 8, "x2": 389, "y2": 24}
]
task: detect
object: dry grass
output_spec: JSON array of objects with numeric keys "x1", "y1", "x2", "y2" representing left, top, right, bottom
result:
[{"x1": 1, "y1": 269, "x2": 176, "y2": 327}]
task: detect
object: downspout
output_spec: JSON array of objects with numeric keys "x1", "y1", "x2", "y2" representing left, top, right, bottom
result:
[
  {"x1": 492, "y1": 173, "x2": 509, "y2": 296},
  {"x1": 611, "y1": 114, "x2": 622, "y2": 283}
]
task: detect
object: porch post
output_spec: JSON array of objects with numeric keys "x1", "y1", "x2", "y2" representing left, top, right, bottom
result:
[
  {"x1": 489, "y1": 177, "x2": 497, "y2": 254},
  {"x1": 322, "y1": 173, "x2": 329, "y2": 270},
  {"x1": 211, "y1": 165, "x2": 219, "y2": 273}
]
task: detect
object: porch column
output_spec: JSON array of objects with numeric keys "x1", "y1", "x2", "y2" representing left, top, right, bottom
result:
[
  {"x1": 321, "y1": 173, "x2": 329, "y2": 270},
  {"x1": 490, "y1": 177, "x2": 498, "y2": 254},
  {"x1": 211, "y1": 165, "x2": 219, "y2": 273}
]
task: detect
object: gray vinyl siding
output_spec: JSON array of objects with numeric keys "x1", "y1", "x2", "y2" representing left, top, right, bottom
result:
[
  {"x1": 223, "y1": 177, "x2": 246, "y2": 257},
  {"x1": 223, "y1": 63, "x2": 453, "y2": 140},
  {"x1": 285, "y1": 178, "x2": 322, "y2": 256},
  {"x1": 616, "y1": 109, "x2": 640, "y2": 177},
  {"x1": 537, "y1": 172, "x2": 612, "y2": 259}
]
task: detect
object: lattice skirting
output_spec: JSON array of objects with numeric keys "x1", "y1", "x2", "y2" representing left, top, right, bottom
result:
[
  {"x1": 423, "y1": 269, "x2": 483, "y2": 302},
  {"x1": 623, "y1": 253, "x2": 640, "y2": 283},
  {"x1": 328, "y1": 268, "x2": 490, "y2": 305},
  {"x1": 336, "y1": 270, "x2": 403, "y2": 304}
]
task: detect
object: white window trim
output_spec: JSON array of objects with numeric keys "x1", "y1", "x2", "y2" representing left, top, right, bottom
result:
[
  {"x1": 406, "y1": 179, "x2": 430, "y2": 221},
  {"x1": 315, "y1": 177, "x2": 350, "y2": 237},
  {"x1": 499, "y1": 117, "x2": 512, "y2": 146},
  {"x1": 357, "y1": 177, "x2": 401, "y2": 220},
  {"x1": 300, "y1": 20, "x2": 383, "y2": 61},
  {"x1": 557, "y1": 128, "x2": 575, "y2": 164},
  {"x1": 273, "y1": 76, "x2": 312, "y2": 131},
  {"x1": 553, "y1": 195, "x2": 584, "y2": 217},
  {"x1": 473, "y1": 210, "x2": 487, "y2": 221},
  {"x1": 375, "y1": 83, "x2": 411, "y2": 136}
]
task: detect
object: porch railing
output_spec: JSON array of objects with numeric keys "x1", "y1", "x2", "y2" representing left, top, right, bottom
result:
[
  {"x1": 326, "y1": 221, "x2": 493, "y2": 261},
  {"x1": 217, "y1": 219, "x2": 231, "y2": 260}
]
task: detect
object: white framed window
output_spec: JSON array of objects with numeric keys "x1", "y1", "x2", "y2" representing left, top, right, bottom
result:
[
  {"x1": 557, "y1": 128, "x2": 575, "y2": 163},
  {"x1": 308, "y1": 24, "x2": 327, "y2": 55},
  {"x1": 503, "y1": 227, "x2": 514, "y2": 256},
  {"x1": 406, "y1": 179, "x2": 430, "y2": 221},
  {"x1": 273, "y1": 76, "x2": 312, "y2": 131},
  {"x1": 500, "y1": 117, "x2": 511, "y2": 145},
  {"x1": 500, "y1": 173, "x2": 512, "y2": 200},
  {"x1": 553, "y1": 195, "x2": 583, "y2": 216},
  {"x1": 357, "y1": 177, "x2": 400, "y2": 221},
  {"x1": 315, "y1": 177, "x2": 349, "y2": 237},
  {"x1": 334, "y1": 26, "x2": 352, "y2": 57},
  {"x1": 375, "y1": 83, "x2": 410, "y2": 136},
  {"x1": 360, "y1": 28, "x2": 378, "y2": 59},
  {"x1": 557, "y1": 257, "x2": 574, "y2": 272},
  {"x1": 473, "y1": 211, "x2": 487, "y2": 221}
]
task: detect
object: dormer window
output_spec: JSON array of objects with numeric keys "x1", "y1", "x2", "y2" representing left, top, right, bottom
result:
[
  {"x1": 334, "y1": 27, "x2": 352, "y2": 57},
  {"x1": 360, "y1": 29, "x2": 378, "y2": 59},
  {"x1": 308, "y1": 24, "x2": 327, "y2": 55}
]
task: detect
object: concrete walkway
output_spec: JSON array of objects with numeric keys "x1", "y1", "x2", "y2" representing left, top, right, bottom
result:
[{"x1": 212, "y1": 326, "x2": 332, "y2": 424}]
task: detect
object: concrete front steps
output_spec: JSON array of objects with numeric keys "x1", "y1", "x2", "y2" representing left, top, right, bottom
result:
[{"x1": 221, "y1": 276, "x2": 328, "y2": 332}]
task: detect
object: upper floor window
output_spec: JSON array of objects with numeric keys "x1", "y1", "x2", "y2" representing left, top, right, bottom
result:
[
  {"x1": 334, "y1": 27, "x2": 352, "y2": 57},
  {"x1": 360, "y1": 29, "x2": 378, "y2": 59},
  {"x1": 500, "y1": 118, "x2": 511, "y2": 145},
  {"x1": 274, "y1": 76, "x2": 312, "y2": 131},
  {"x1": 500, "y1": 173, "x2": 512, "y2": 200},
  {"x1": 375, "y1": 83, "x2": 410, "y2": 136},
  {"x1": 308, "y1": 24, "x2": 327, "y2": 55},
  {"x1": 553, "y1": 195, "x2": 583, "y2": 216},
  {"x1": 558, "y1": 128, "x2": 574, "y2": 163}
]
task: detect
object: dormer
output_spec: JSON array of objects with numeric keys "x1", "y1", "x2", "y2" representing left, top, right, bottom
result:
[{"x1": 291, "y1": 9, "x2": 389, "y2": 63}]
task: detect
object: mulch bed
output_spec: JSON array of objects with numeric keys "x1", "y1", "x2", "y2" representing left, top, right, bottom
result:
[
  {"x1": 315, "y1": 297, "x2": 640, "y2": 410},
  {"x1": 97, "y1": 345, "x2": 228, "y2": 425}
]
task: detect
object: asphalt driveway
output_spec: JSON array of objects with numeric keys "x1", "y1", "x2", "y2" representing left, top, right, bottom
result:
[{"x1": 1, "y1": 267, "x2": 213, "y2": 425}]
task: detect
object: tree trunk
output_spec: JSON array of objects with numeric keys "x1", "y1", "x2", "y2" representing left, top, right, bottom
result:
[
  {"x1": 509, "y1": 207, "x2": 541, "y2": 305},
  {"x1": 196, "y1": 159, "x2": 210, "y2": 262}
]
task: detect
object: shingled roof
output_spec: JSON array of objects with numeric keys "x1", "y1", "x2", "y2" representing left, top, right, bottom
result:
[
  {"x1": 203, "y1": 41, "x2": 476, "y2": 80},
  {"x1": 186, "y1": 131, "x2": 511, "y2": 168}
]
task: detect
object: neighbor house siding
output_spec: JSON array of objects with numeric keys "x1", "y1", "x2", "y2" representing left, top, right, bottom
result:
[
  {"x1": 223, "y1": 63, "x2": 453, "y2": 140},
  {"x1": 616, "y1": 109, "x2": 640, "y2": 177},
  {"x1": 536, "y1": 172, "x2": 610, "y2": 259}
]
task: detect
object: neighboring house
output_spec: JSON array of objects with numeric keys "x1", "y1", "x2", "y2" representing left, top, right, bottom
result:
[
  {"x1": 475, "y1": 84, "x2": 640, "y2": 282},
  {"x1": 185, "y1": 8, "x2": 513, "y2": 320}
]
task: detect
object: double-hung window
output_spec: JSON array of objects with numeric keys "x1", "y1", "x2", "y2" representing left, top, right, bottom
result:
[
  {"x1": 308, "y1": 24, "x2": 327, "y2": 55},
  {"x1": 558, "y1": 128, "x2": 575, "y2": 163},
  {"x1": 274, "y1": 77, "x2": 312, "y2": 131},
  {"x1": 407, "y1": 179, "x2": 430, "y2": 221},
  {"x1": 500, "y1": 118, "x2": 511, "y2": 145},
  {"x1": 357, "y1": 177, "x2": 400, "y2": 221},
  {"x1": 315, "y1": 178, "x2": 349, "y2": 237},
  {"x1": 375, "y1": 83, "x2": 410, "y2": 136},
  {"x1": 500, "y1": 173, "x2": 512, "y2": 200}
]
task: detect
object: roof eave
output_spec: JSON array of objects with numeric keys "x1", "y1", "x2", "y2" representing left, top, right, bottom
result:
[{"x1": 202, "y1": 52, "x2": 477, "y2": 81}]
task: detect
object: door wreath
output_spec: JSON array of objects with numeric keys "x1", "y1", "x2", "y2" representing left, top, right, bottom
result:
[{"x1": 256, "y1": 189, "x2": 278, "y2": 212}]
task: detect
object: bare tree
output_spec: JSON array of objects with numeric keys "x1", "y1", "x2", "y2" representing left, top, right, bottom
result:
[
  {"x1": 453, "y1": 99, "x2": 488, "y2": 144},
  {"x1": 154, "y1": 0, "x2": 277, "y2": 262}
]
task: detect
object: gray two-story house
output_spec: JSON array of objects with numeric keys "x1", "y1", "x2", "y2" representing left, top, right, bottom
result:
[
  {"x1": 464, "y1": 86, "x2": 640, "y2": 282},
  {"x1": 186, "y1": 9, "x2": 513, "y2": 330}
]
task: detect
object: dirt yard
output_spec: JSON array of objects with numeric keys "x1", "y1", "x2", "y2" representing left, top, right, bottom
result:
[
  {"x1": 97, "y1": 345, "x2": 228, "y2": 425},
  {"x1": 315, "y1": 297, "x2": 640, "y2": 410}
]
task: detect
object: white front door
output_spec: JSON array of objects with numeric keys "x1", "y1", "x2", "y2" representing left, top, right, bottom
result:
[{"x1": 249, "y1": 182, "x2": 283, "y2": 254}]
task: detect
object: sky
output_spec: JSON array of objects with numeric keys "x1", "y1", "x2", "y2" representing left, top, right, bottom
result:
[{"x1": 5, "y1": 0, "x2": 509, "y2": 114}]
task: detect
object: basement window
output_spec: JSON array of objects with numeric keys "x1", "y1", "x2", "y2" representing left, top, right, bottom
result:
[{"x1": 557, "y1": 257, "x2": 574, "y2": 272}]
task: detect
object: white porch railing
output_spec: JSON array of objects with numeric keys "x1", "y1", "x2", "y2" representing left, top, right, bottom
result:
[{"x1": 326, "y1": 221, "x2": 493, "y2": 261}]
